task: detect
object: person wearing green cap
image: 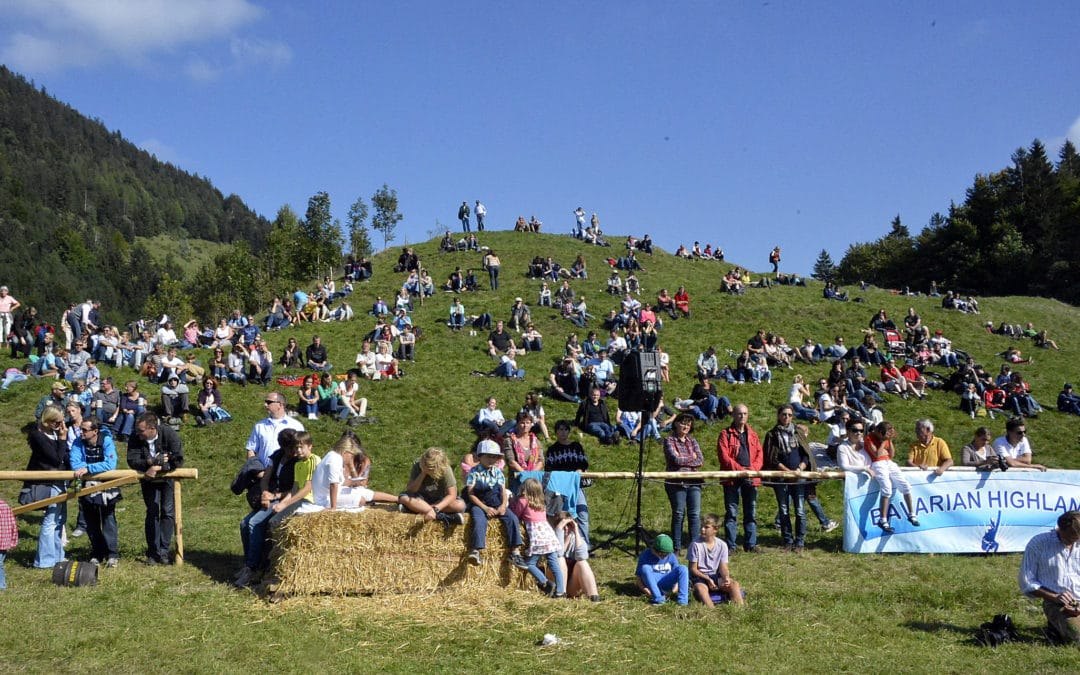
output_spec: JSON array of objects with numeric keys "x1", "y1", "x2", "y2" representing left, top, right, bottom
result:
[{"x1": 635, "y1": 533, "x2": 689, "y2": 605}]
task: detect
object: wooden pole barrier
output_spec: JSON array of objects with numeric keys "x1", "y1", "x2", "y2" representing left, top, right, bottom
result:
[
  {"x1": 173, "y1": 480, "x2": 184, "y2": 567},
  {"x1": 12, "y1": 475, "x2": 141, "y2": 516},
  {"x1": 579, "y1": 470, "x2": 848, "y2": 480},
  {"x1": 0, "y1": 469, "x2": 199, "y2": 481}
]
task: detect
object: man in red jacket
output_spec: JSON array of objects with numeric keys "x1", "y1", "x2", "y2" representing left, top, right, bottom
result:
[{"x1": 716, "y1": 403, "x2": 764, "y2": 552}]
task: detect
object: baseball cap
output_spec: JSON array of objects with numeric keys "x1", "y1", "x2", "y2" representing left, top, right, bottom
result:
[
  {"x1": 654, "y1": 534, "x2": 674, "y2": 554},
  {"x1": 477, "y1": 439, "x2": 502, "y2": 456}
]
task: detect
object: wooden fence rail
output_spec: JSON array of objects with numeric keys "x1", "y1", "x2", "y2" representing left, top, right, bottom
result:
[{"x1": 1, "y1": 468, "x2": 199, "y2": 566}]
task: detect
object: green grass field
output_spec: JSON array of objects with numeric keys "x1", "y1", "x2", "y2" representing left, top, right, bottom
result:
[{"x1": 2, "y1": 231, "x2": 1078, "y2": 672}]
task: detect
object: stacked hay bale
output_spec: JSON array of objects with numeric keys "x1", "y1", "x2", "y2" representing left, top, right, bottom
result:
[{"x1": 271, "y1": 507, "x2": 531, "y2": 597}]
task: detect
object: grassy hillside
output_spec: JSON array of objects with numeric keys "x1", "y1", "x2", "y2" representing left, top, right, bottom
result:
[
  {"x1": 1, "y1": 231, "x2": 1078, "y2": 671},
  {"x1": 134, "y1": 235, "x2": 234, "y2": 281}
]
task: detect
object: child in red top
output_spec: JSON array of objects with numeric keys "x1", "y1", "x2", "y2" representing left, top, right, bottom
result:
[{"x1": 864, "y1": 422, "x2": 919, "y2": 534}]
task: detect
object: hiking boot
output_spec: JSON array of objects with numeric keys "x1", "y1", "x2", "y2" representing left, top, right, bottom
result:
[{"x1": 467, "y1": 550, "x2": 482, "y2": 566}]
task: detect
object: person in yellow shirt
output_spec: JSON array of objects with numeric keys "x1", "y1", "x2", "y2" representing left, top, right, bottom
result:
[{"x1": 907, "y1": 419, "x2": 954, "y2": 475}]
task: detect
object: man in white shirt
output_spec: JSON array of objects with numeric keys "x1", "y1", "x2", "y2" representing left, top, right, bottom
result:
[
  {"x1": 245, "y1": 391, "x2": 304, "y2": 467},
  {"x1": 1019, "y1": 510, "x2": 1080, "y2": 644},
  {"x1": 992, "y1": 417, "x2": 1047, "y2": 471}
]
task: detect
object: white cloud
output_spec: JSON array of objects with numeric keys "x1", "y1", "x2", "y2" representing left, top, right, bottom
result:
[
  {"x1": 230, "y1": 36, "x2": 292, "y2": 69},
  {"x1": 184, "y1": 57, "x2": 222, "y2": 83},
  {"x1": 0, "y1": 0, "x2": 285, "y2": 79}
]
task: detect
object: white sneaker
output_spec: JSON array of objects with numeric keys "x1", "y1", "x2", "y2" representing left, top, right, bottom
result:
[
  {"x1": 822, "y1": 520, "x2": 840, "y2": 533},
  {"x1": 307, "y1": 413, "x2": 317, "y2": 420}
]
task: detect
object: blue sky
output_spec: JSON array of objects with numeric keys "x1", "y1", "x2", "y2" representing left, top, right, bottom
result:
[{"x1": 3, "y1": 1, "x2": 1079, "y2": 274}]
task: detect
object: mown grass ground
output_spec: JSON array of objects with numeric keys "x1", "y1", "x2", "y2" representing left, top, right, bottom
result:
[{"x1": 2, "y1": 231, "x2": 1078, "y2": 672}]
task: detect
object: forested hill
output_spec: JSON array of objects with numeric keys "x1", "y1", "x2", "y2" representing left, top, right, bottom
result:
[
  {"x1": 832, "y1": 139, "x2": 1080, "y2": 305},
  {"x1": 0, "y1": 66, "x2": 270, "y2": 320}
]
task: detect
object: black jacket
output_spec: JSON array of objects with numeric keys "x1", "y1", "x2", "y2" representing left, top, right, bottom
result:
[{"x1": 126, "y1": 424, "x2": 185, "y2": 478}]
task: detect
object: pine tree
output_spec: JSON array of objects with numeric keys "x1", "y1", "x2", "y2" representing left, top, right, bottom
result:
[{"x1": 812, "y1": 249, "x2": 836, "y2": 282}]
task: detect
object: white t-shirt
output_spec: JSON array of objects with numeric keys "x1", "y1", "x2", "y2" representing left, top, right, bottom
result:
[
  {"x1": 992, "y1": 435, "x2": 1032, "y2": 460},
  {"x1": 312, "y1": 451, "x2": 345, "y2": 508}
]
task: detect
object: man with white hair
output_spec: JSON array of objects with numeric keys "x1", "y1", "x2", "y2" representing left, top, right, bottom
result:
[{"x1": 907, "y1": 419, "x2": 953, "y2": 476}]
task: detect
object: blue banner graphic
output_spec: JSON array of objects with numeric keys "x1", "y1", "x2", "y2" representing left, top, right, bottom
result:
[{"x1": 841, "y1": 469, "x2": 1080, "y2": 553}]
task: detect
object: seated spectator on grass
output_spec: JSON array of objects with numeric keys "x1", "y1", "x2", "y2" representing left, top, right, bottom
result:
[
  {"x1": 472, "y1": 396, "x2": 510, "y2": 436},
  {"x1": 305, "y1": 335, "x2": 332, "y2": 372},
  {"x1": 521, "y1": 323, "x2": 543, "y2": 352},
  {"x1": 509, "y1": 298, "x2": 531, "y2": 332},
  {"x1": 549, "y1": 357, "x2": 581, "y2": 403},
  {"x1": 491, "y1": 347, "x2": 525, "y2": 380},
  {"x1": 160, "y1": 376, "x2": 189, "y2": 422},
  {"x1": 487, "y1": 320, "x2": 516, "y2": 358},
  {"x1": 449, "y1": 298, "x2": 466, "y2": 331},
  {"x1": 697, "y1": 346, "x2": 719, "y2": 378},
  {"x1": 575, "y1": 387, "x2": 617, "y2": 445},
  {"x1": 538, "y1": 282, "x2": 552, "y2": 307},
  {"x1": 899, "y1": 359, "x2": 928, "y2": 399},
  {"x1": 1034, "y1": 330, "x2": 1060, "y2": 350},
  {"x1": 606, "y1": 271, "x2": 623, "y2": 295},
  {"x1": 1058, "y1": 383, "x2": 1080, "y2": 416}
]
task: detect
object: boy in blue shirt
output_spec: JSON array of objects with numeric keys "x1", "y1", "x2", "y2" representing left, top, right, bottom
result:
[
  {"x1": 635, "y1": 533, "x2": 689, "y2": 605},
  {"x1": 465, "y1": 440, "x2": 526, "y2": 567}
]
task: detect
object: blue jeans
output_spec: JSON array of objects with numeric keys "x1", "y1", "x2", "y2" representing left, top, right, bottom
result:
[
  {"x1": 82, "y1": 499, "x2": 119, "y2": 560},
  {"x1": 318, "y1": 396, "x2": 340, "y2": 414},
  {"x1": 468, "y1": 504, "x2": 522, "y2": 551},
  {"x1": 723, "y1": 480, "x2": 758, "y2": 551},
  {"x1": 585, "y1": 422, "x2": 616, "y2": 443},
  {"x1": 525, "y1": 551, "x2": 565, "y2": 595},
  {"x1": 0, "y1": 550, "x2": 6, "y2": 589},
  {"x1": 773, "y1": 483, "x2": 807, "y2": 547},
  {"x1": 639, "y1": 562, "x2": 689, "y2": 605},
  {"x1": 487, "y1": 265, "x2": 499, "y2": 290},
  {"x1": 241, "y1": 507, "x2": 276, "y2": 570},
  {"x1": 34, "y1": 483, "x2": 67, "y2": 568},
  {"x1": 665, "y1": 481, "x2": 702, "y2": 552},
  {"x1": 301, "y1": 400, "x2": 318, "y2": 415},
  {"x1": 1, "y1": 371, "x2": 27, "y2": 389},
  {"x1": 790, "y1": 401, "x2": 817, "y2": 421}
]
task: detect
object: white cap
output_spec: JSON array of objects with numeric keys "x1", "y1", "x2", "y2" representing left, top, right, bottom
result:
[{"x1": 477, "y1": 439, "x2": 502, "y2": 456}]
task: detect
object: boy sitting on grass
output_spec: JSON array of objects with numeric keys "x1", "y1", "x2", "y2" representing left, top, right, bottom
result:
[
  {"x1": 635, "y1": 533, "x2": 689, "y2": 606},
  {"x1": 688, "y1": 513, "x2": 745, "y2": 606},
  {"x1": 464, "y1": 439, "x2": 527, "y2": 568}
]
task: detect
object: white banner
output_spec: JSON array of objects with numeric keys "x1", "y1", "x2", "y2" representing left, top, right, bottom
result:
[{"x1": 842, "y1": 469, "x2": 1080, "y2": 553}]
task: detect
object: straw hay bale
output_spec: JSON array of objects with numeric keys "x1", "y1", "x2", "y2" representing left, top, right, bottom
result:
[{"x1": 271, "y1": 506, "x2": 532, "y2": 597}]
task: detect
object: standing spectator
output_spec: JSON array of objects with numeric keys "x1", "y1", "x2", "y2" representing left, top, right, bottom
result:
[
  {"x1": 0, "y1": 285, "x2": 21, "y2": 348},
  {"x1": 663, "y1": 413, "x2": 704, "y2": 555},
  {"x1": 716, "y1": 403, "x2": 763, "y2": 553},
  {"x1": 245, "y1": 391, "x2": 305, "y2": 467},
  {"x1": 763, "y1": 405, "x2": 811, "y2": 553},
  {"x1": 1018, "y1": 510, "x2": 1080, "y2": 645},
  {"x1": 483, "y1": 249, "x2": 501, "y2": 291},
  {"x1": 25, "y1": 408, "x2": 70, "y2": 568},
  {"x1": 71, "y1": 417, "x2": 121, "y2": 567},
  {"x1": 474, "y1": 200, "x2": 486, "y2": 231},
  {"x1": 769, "y1": 246, "x2": 781, "y2": 274},
  {"x1": 458, "y1": 200, "x2": 471, "y2": 232},
  {"x1": 0, "y1": 496, "x2": 15, "y2": 590},
  {"x1": 126, "y1": 412, "x2": 184, "y2": 564}
]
